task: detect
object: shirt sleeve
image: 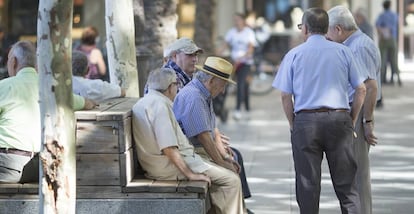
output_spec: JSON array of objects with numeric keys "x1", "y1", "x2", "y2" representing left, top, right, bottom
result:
[
  {"x1": 72, "y1": 93, "x2": 85, "y2": 110},
  {"x1": 86, "y1": 80, "x2": 121, "y2": 103},
  {"x1": 272, "y1": 52, "x2": 294, "y2": 94}
]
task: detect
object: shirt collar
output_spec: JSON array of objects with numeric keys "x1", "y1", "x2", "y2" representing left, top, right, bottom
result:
[
  {"x1": 16, "y1": 67, "x2": 37, "y2": 76},
  {"x1": 146, "y1": 89, "x2": 173, "y2": 106},
  {"x1": 165, "y1": 59, "x2": 191, "y2": 85},
  {"x1": 343, "y1": 29, "x2": 363, "y2": 46},
  {"x1": 192, "y1": 78, "x2": 212, "y2": 100}
]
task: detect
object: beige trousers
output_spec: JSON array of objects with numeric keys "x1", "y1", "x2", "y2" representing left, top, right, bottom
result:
[{"x1": 203, "y1": 161, "x2": 244, "y2": 214}]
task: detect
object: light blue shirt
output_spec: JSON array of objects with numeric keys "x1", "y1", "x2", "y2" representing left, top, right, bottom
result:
[
  {"x1": 344, "y1": 30, "x2": 381, "y2": 101},
  {"x1": 375, "y1": 9, "x2": 398, "y2": 39},
  {"x1": 173, "y1": 78, "x2": 215, "y2": 147},
  {"x1": 272, "y1": 35, "x2": 364, "y2": 113}
]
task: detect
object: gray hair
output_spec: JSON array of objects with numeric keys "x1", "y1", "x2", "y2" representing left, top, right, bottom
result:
[
  {"x1": 328, "y1": 5, "x2": 358, "y2": 31},
  {"x1": 72, "y1": 50, "x2": 89, "y2": 77},
  {"x1": 10, "y1": 41, "x2": 36, "y2": 68},
  {"x1": 194, "y1": 70, "x2": 213, "y2": 83},
  {"x1": 147, "y1": 67, "x2": 177, "y2": 91}
]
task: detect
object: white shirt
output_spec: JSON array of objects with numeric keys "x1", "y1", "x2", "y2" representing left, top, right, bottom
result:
[
  {"x1": 132, "y1": 90, "x2": 211, "y2": 180},
  {"x1": 72, "y1": 76, "x2": 122, "y2": 103},
  {"x1": 225, "y1": 26, "x2": 256, "y2": 65}
]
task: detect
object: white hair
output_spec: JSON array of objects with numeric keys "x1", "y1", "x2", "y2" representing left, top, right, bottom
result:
[
  {"x1": 147, "y1": 67, "x2": 177, "y2": 91},
  {"x1": 327, "y1": 5, "x2": 358, "y2": 31},
  {"x1": 194, "y1": 70, "x2": 213, "y2": 82}
]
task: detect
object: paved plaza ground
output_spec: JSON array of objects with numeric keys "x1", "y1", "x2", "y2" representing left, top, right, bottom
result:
[{"x1": 219, "y1": 71, "x2": 414, "y2": 214}]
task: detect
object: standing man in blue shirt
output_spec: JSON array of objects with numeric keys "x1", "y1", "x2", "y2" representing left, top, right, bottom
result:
[
  {"x1": 327, "y1": 6, "x2": 381, "y2": 214},
  {"x1": 273, "y1": 8, "x2": 366, "y2": 214},
  {"x1": 376, "y1": 0, "x2": 401, "y2": 86}
]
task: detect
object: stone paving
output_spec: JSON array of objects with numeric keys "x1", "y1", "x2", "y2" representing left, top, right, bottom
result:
[{"x1": 218, "y1": 72, "x2": 414, "y2": 214}]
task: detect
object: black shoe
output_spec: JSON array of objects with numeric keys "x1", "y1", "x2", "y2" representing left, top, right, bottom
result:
[{"x1": 376, "y1": 100, "x2": 383, "y2": 109}]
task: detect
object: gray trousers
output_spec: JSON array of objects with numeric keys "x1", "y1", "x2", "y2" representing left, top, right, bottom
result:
[
  {"x1": 291, "y1": 111, "x2": 360, "y2": 214},
  {"x1": 354, "y1": 111, "x2": 372, "y2": 214},
  {"x1": 0, "y1": 153, "x2": 38, "y2": 183}
]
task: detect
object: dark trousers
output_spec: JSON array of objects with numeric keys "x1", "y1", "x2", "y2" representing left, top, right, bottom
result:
[
  {"x1": 291, "y1": 111, "x2": 360, "y2": 214},
  {"x1": 236, "y1": 64, "x2": 250, "y2": 111},
  {"x1": 379, "y1": 38, "x2": 401, "y2": 84},
  {"x1": 231, "y1": 147, "x2": 251, "y2": 198}
]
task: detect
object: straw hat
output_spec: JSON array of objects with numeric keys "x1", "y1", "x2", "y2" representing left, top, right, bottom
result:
[{"x1": 195, "y1": 56, "x2": 236, "y2": 84}]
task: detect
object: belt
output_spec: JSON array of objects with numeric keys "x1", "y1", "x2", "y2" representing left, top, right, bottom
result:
[
  {"x1": 297, "y1": 108, "x2": 349, "y2": 114},
  {"x1": 0, "y1": 148, "x2": 34, "y2": 157}
]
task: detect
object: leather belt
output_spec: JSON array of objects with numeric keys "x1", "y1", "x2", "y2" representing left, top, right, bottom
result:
[
  {"x1": 0, "y1": 148, "x2": 34, "y2": 157},
  {"x1": 297, "y1": 108, "x2": 349, "y2": 114}
]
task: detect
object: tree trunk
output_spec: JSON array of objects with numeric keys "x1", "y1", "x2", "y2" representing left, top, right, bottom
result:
[
  {"x1": 105, "y1": 0, "x2": 139, "y2": 97},
  {"x1": 134, "y1": 0, "x2": 178, "y2": 96},
  {"x1": 194, "y1": 0, "x2": 216, "y2": 63},
  {"x1": 37, "y1": 0, "x2": 76, "y2": 213}
]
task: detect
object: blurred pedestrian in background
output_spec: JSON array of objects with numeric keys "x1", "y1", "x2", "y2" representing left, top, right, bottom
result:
[
  {"x1": 375, "y1": 0, "x2": 401, "y2": 86},
  {"x1": 76, "y1": 26, "x2": 107, "y2": 81},
  {"x1": 220, "y1": 13, "x2": 256, "y2": 120},
  {"x1": 354, "y1": 8, "x2": 374, "y2": 39}
]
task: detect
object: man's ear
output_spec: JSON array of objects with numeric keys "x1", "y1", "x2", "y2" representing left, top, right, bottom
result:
[{"x1": 8, "y1": 56, "x2": 18, "y2": 76}]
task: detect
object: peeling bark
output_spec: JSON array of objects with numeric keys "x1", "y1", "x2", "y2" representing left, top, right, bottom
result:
[
  {"x1": 105, "y1": 0, "x2": 139, "y2": 97},
  {"x1": 37, "y1": 0, "x2": 76, "y2": 213}
]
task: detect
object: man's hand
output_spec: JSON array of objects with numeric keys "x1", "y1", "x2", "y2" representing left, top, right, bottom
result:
[
  {"x1": 187, "y1": 173, "x2": 211, "y2": 186},
  {"x1": 363, "y1": 122, "x2": 378, "y2": 146},
  {"x1": 84, "y1": 98, "x2": 97, "y2": 110}
]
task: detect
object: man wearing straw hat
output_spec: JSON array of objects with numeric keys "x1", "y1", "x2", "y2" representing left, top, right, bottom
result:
[
  {"x1": 132, "y1": 67, "x2": 244, "y2": 214},
  {"x1": 173, "y1": 56, "x2": 253, "y2": 214}
]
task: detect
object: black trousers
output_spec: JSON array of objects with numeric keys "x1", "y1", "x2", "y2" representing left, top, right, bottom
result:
[{"x1": 291, "y1": 111, "x2": 360, "y2": 214}]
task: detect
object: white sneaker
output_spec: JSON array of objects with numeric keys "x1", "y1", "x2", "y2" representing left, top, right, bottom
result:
[{"x1": 233, "y1": 110, "x2": 242, "y2": 120}]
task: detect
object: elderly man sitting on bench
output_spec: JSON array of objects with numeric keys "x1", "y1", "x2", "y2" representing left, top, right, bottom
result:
[{"x1": 132, "y1": 67, "x2": 244, "y2": 214}]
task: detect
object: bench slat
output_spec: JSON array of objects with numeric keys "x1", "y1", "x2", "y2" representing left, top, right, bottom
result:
[
  {"x1": 122, "y1": 179, "x2": 153, "y2": 193},
  {"x1": 177, "y1": 181, "x2": 208, "y2": 194},
  {"x1": 149, "y1": 180, "x2": 178, "y2": 193}
]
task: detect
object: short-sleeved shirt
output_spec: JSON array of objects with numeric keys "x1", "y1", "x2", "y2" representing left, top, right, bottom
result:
[
  {"x1": 375, "y1": 9, "x2": 398, "y2": 39},
  {"x1": 0, "y1": 67, "x2": 41, "y2": 152},
  {"x1": 132, "y1": 89, "x2": 211, "y2": 180},
  {"x1": 344, "y1": 30, "x2": 381, "y2": 102},
  {"x1": 272, "y1": 35, "x2": 364, "y2": 113},
  {"x1": 173, "y1": 78, "x2": 216, "y2": 147},
  {"x1": 225, "y1": 26, "x2": 256, "y2": 65},
  {"x1": 72, "y1": 76, "x2": 122, "y2": 103}
]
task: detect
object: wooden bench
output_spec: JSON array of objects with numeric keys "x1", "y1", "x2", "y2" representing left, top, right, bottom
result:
[{"x1": 0, "y1": 97, "x2": 209, "y2": 214}]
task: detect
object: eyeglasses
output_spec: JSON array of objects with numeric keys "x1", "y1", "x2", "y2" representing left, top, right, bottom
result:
[{"x1": 297, "y1": 24, "x2": 303, "y2": 30}]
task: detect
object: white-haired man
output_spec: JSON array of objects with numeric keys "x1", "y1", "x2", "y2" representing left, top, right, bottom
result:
[{"x1": 327, "y1": 5, "x2": 381, "y2": 214}]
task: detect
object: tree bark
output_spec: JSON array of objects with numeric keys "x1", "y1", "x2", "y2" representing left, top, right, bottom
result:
[
  {"x1": 105, "y1": 0, "x2": 139, "y2": 97},
  {"x1": 134, "y1": 0, "x2": 178, "y2": 96},
  {"x1": 194, "y1": 0, "x2": 216, "y2": 63},
  {"x1": 37, "y1": 0, "x2": 76, "y2": 213}
]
